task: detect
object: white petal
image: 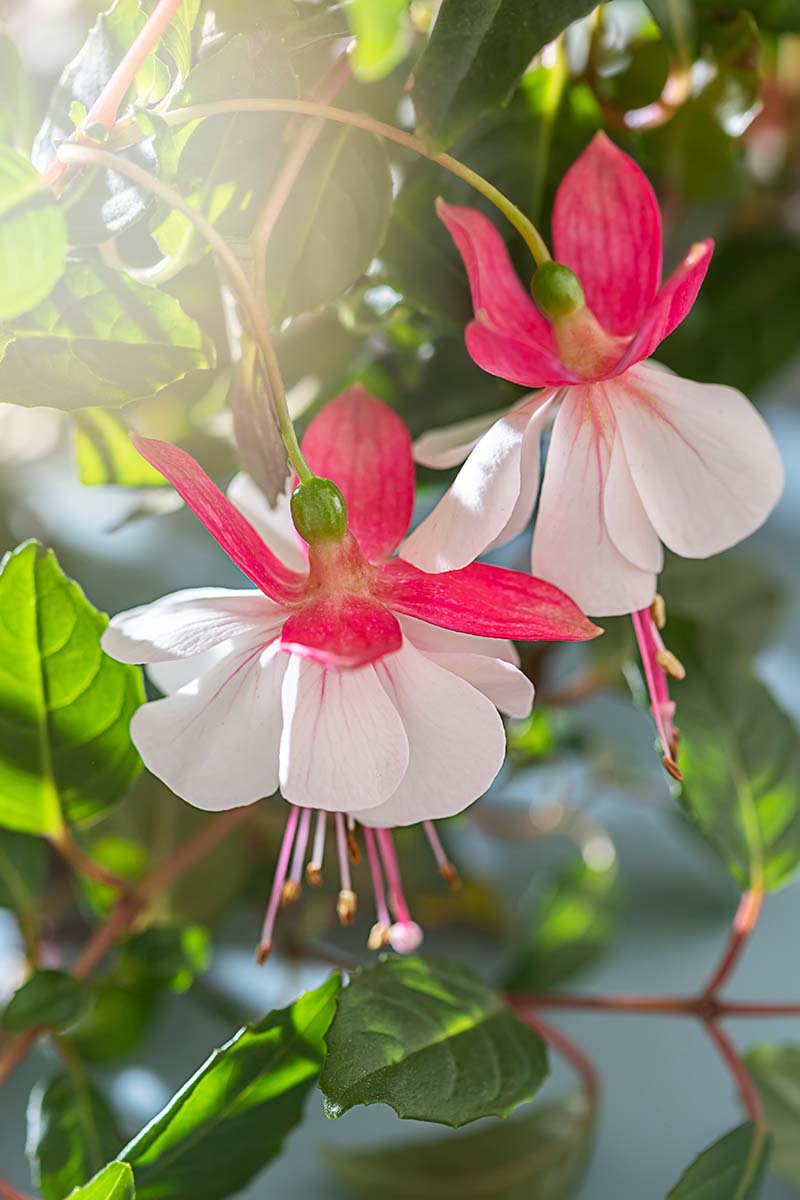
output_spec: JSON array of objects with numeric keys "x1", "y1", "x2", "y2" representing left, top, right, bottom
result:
[
  {"x1": 102, "y1": 587, "x2": 283, "y2": 664},
  {"x1": 361, "y1": 643, "x2": 506, "y2": 827},
  {"x1": 227, "y1": 472, "x2": 308, "y2": 573},
  {"x1": 425, "y1": 651, "x2": 534, "y2": 718},
  {"x1": 146, "y1": 639, "x2": 243, "y2": 695},
  {"x1": 131, "y1": 640, "x2": 288, "y2": 810},
  {"x1": 402, "y1": 396, "x2": 554, "y2": 573},
  {"x1": 603, "y1": 426, "x2": 664, "y2": 572},
  {"x1": 531, "y1": 388, "x2": 656, "y2": 618},
  {"x1": 413, "y1": 407, "x2": 508, "y2": 469},
  {"x1": 278, "y1": 655, "x2": 409, "y2": 812},
  {"x1": 398, "y1": 614, "x2": 520, "y2": 666},
  {"x1": 613, "y1": 363, "x2": 785, "y2": 558}
]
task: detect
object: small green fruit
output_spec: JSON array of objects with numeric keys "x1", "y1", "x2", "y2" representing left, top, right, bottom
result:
[
  {"x1": 532, "y1": 262, "x2": 585, "y2": 320},
  {"x1": 291, "y1": 476, "x2": 348, "y2": 543}
]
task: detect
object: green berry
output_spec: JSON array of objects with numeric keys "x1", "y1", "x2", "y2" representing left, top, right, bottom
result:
[
  {"x1": 290, "y1": 476, "x2": 347, "y2": 543},
  {"x1": 532, "y1": 262, "x2": 585, "y2": 320}
]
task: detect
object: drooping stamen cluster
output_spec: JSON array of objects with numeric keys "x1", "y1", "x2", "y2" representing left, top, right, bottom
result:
[
  {"x1": 632, "y1": 595, "x2": 685, "y2": 780},
  {"x1": 256, "y1": 809, "x2": 460, "y2": 962}
]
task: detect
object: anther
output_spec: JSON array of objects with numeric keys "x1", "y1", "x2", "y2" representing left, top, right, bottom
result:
[
  {"x1": 280, "y1": 880, "x2": 300, "y2": 906},
  {"x1": 651, "y1": 593, "x2": 667, "y2": 629},
  {"x1": 306, "y1": 863, "x2": 323, "y2": 887},
  {"x1": 337, "y1": 888, "x2": 357, "y2": 925},
  {"x1": 368, "y1": 921, "x2": 391, "y2": 950},
  {"x1": 656, "y1": 648, "x2": 686, "y2": 680},
  {"x1": 347, "y1": 832, "x2": 361, "y2": 865},
  {"x1": 255, "y1": 940, "x2": 272, "y2": 966},
  {"x1": 439, "y1": 861, "x2": 462, "y2": 891},
  {"x1": 662, "y1": 755, "x2": 684, "y2": 782}
]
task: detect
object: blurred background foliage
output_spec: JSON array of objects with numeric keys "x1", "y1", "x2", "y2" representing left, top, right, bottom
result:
[{"x1": 0, "y1": 1, "x2": 799, "y2": 1198}]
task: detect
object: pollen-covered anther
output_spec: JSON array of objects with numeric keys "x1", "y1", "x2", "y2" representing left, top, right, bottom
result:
[
  {"x1": 347, "y1": 833, "x2": 362, "y2": 865},
  {"x1": 337, "y1": 888, "x2": 357, "y2": 925},
  {"x1": 651, "y1": 593, "x2": 667, "y2": 630},
  {"x1": 670, "y1": 725, "x2": 681, "y2": 759},
  {"x1": 305, "y1": 862, "x2": 323, "y2": 887},
  {"x1": 368, "y1": 921, "x2": 391, "y2": 951},
  {"x1": 656, "y1": 648, "x2": 686, "y2": 681},
  {"x1": 280, "y1": 879, "x2": 300, "y2": 906},
  {"x1": 255, "y1": 940, "x2": 272, "y2": 966},
  {"x1": 662, "y1": 755, "x2": 684, "y2": 782},
  {"x1": 439, "y1": 862, "x2": 462, "y2": 891}
]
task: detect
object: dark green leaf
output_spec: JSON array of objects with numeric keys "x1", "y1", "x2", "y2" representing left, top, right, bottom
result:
[
  {"x1": 320, "y1": 955, "x2": 549, "y2": 1128},
  {"x1": 120, "y1": 925, "x2": 211, "y2": 993},
  {"x1": 666, "y1": 1121, "x2": 769, "y2": 1199},
  {"x1": 0, "y1": 828, "x2": 47, "y2": 910},
  {"x1": 723, "y1": 0, "x2": 800, "y2": 33},
  {"x1": 3, "y1": 970, "x2": 87, "y2": 1032},
  {"x1": 121, "y1": 974, "x2": 340, "y2": 1199},
  {"x1": 348, "y1": 0, "x2": 411, "y2": 81},
  {"x1": 673, "y1": 626, "x2": 800, "y2": 891},
  {"x1": 74, "y1": 411, "x2": 169, "y2": 487},
  {"x1": 28, "y1": 1072, "x2": 124, "y2": 1200},
  {"x1": 0, "y1": 263, "x2": 213, "y2": 412},
  {"x1": 410, "y1": 0, "x2": 596, "y2": 150},
  {"x1": 64, "y1": 1162, "x2": 134, "y2": 1200},
  {"x1": 265, "y1": 124, "x2": 392, "y2": 322},
  {"x1": 67, "y1": 982, "x2": 156, "y2": 1065},
  {"x1": 505, "y1": 852, "x2": 619, "y2": 993},
  {"x1": 0, "y1": 541, "x2": 144, "y2": 835},
  {"x1": 645, "y1": 0, "x2": 697, "y2": 58},
  {"x1": 660, "y1": 553, "x2": 785, "y2": 659},
  {"x1": 743, "y1": 1044, "x2": 800, "y2": 1184},
  {"x1": 326, "y1": 1091, "x2": 594, "y2": 1199},
  {"x1": 0, "y1": 146, "x2": 67, "y2": 320}
]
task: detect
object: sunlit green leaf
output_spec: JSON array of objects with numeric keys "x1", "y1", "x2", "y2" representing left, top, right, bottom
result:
[
  {"x1": 505, "y1": 852, "x2": 620, "y2": 993},
  {"x1": 64, "y1": 1162, "x2": 134, "y2": 1200},
  {"x1": 320, "y1": 955, "x2": 548, "y2": 1128},
  {"x1": 348, "y1": 0, "x2": 411, "y2": 81},
  {"x1": 743, "y1": 1044, "x2": 800, "y2": 1184},
  {"x1": 0, "y1": 33, "x2": 36, "y2": 152},
  {"x1": 121, "y1": 974, "x2": 340, "y2": 1199},
  {"x1": 0, "y1": 541, "x2": 144, "y2": 836},
  {"x1": 265, "y1": 125, "x2": 393, "y2": 323},
  {"x1": 74, "y1": 411, "x2": 169, "y2": 488},
  {"x1": 326, "y1": 1091, "x2": 595, "y2": 1199},
  {"x1": 3, "y1": 970, "x2": 87, "y2": 1032},
  {"x1": 28, "y1": 1072, "x2": 124, "y2": 1200},
  {"x1": 0, "y1": 263, "x2": 213, "y2": 412},
  {"x1": 666, "y1": 1121, "x2": 770, "y2": 1199},
  {"x1": 0, "y1": 828, "x2": 47, "y2": 910},
  {"x1": 410, "y1": 0, "x2": 596, "y2": 150},
  {"x1": 0, "y1": 146, "x2": 67, "y2": 321}
]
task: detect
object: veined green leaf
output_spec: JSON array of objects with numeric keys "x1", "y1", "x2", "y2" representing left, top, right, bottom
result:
[
  {"x1": 744, "y1": 1044, "x2": 800, "y2": 1184},
  {"x1": 0, "y1": 263, "x2": 213, "y2": 412},
  {"x1": 0, "y1": 541, "x2": 144, "y2": 836},
  {"x1": 28, "y1": 1072, "x2": 124, "y2": 1200},
  {"x1": 3, "y1": 970, "x2": 87, "y2": 1033},
  {"x1": 666, "y1": 1121, "x2": 770, "y2": 1199},
  {"x1": 74, "y1": 411, "x2": 169, "y2": 488},
  {"x1": 320, "y1": 955, "x2": 549, "y2": 1128},
  {"x1": 64, "y1": 1162, "x2": 134, "y2": 1200},
  {"x1": 0, "y1": 146, "x2": 67, "y2": 320},
  {"x1": 121, "y1": 974, "x2": 340, "y2": 1199}
]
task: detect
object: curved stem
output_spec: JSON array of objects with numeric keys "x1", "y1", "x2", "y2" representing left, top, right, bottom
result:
[
  {"x1": 704, "y1": 1020, "x2": 766, "y2": 1132},
  {"x1": 50, "y1": 825, "x2": 130, "y2": 893},
  {"x1": 163, "y1": 99, "x2": 552, "y2": 268},
  {"x1": 0, "y1": 1176, "x2": 34, "y2": 1200},
  {"x1": 702, "y1": 888, "x2": 764, "y2": 998},
  {"x1": 511, "y1": 1003, "x2": 600, "y2": 1105},
  {"x1": 55, "y1": 143, "x2": 313, "y2": 483},
  {"x1": 510, "y1": 991, "x2": 699, "y2": 1015}
]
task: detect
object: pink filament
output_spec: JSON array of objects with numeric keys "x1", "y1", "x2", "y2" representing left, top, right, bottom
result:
[
  {"x1": 311, "y1": 810, "x2": 327, "y2": 870},
  {"x1": 364, "y1": 828, "x2": 391, "y2": 928},
  {"x1": 375, "y1": 829, "x2": 411, "y2": 923},
  {"x1": 631, "y1": 607, "x2": 672, "y2": 757},
  {"x1": 258, "y1": 806, "x2": 300, "y2": 952},
  {"x1": 335, "y1": 813, "x2": 352, "y2": 892},
  {"x1": 423, "y1": 820, "x2": 448, "y2": 870},
  {"x1": 289, "y1": 807, "x2": 312, "y2": 885}
]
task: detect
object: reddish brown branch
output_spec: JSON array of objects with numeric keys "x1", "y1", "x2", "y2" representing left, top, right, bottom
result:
[
  {"x1": 702, "y1": 889, "x2": 764, "y2": 998},
  {"x1": 0, "y1": 1176, "x2": 34, "y2": 1200},
  {"x1": 704, "y1": 1020, "x2": 766, "y2": 1132},
  {"x1": 510, "y1": 1002, "x2": 600, "y2": 1104}
]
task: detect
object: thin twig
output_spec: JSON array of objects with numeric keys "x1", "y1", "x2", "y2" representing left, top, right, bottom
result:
[
  {"x1": 50, "y1": 825, "x2": 131, "y2": 893},
  {"x1": 0, "y1": 1176, "x2": 35, "y2": 1200},
  {"x1": 701, "y1": 889, "x2": 764, "y2": 998},
  {"x1": 511, "y1": 1003, "x2": 600, "y2": 1104},
  {"x1": 704, "y1": 1020, "x2": 766, "y2": 1131}
]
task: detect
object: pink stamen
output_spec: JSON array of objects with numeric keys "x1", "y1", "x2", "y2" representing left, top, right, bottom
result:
[
  {"x1": 632, "y1": 606, "x2": 678, "y2": 775},
  {"x1": 335, "y1": 813, "x2": 352, "y2": 893},
  {"x1": 306, "y1": 810, "x2": 327, "y2": 885},
  {"x1": 289, "y1": 807, "x2": 312, "y2": 886},
  {"x1": 364, "y1": 828, "x2": 391, "y2": 929},
  {"x1": 423, "y1": 820, "x2": 461, "y2": 889},
  {"x1": 376, "y1": 829, "x2": 411, "y2": 923},
  {"x1": 257, "y1": 805, "x2": 300, "y2": 963}
]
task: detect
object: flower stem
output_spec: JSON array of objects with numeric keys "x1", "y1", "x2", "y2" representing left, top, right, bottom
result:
[
  {"x1": 55, "y1": 142, "x2": 313, "y2": 483},
  {"x1": 50, "y1": 824, "x2": 131, "y2": 893},
  {"x1": 703, "y1": 1019, "x2": 766, "y2": 1132},
  {"x1": 162, "y1": 99, "x2": 553, "y2": 268},
  {"x1": 511, "y1": 1003, "x2": 600, "y2": 1105},
  {"x1": 701, "y1": 888, "x2": 764, "y2": 998}
]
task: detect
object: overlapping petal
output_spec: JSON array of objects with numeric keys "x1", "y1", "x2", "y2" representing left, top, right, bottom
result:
[
  {"x1": 465, "y1": 321, "x2": 577, "y2": 388},
  {"x1": 280, "y1": 595, "x2": 402, "y2": 669},
  {"x1": 301, "y1": 385, "x2": 415, "y2": 561},
  {"x1": 611, "y1": 364, "x2": 785, "y2": 558},
  {"x1": 553, "y1": 132, "x2": 662, "y2": 336},
  {"x1": 132, "y1": 436, "x2": 306, "y2": 606},
  {"x1": 228, "y1": 473, "x2": 308, "y2": 572},
  {"x1": 413, "y1": 406, "x2": 508, "y2": 469}
]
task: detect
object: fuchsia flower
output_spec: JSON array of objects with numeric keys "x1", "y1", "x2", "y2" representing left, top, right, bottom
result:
[
  {"x1": 403, "y1": 133, "x2": 784, "y2": 618},
  {"x1": 103, "y1": 387, "x2": 598, "y2": 957}
]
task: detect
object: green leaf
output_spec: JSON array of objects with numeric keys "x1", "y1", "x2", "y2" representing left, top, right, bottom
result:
[
  {"x1": 326, "y1": 1091, "x2": 594, "y2": 1199},
  {"x1": 320, "y1": 955, "x2": 549, "y2": 1128},
  {"x1": 3, "y1": 970, "x2": 87, "y2": 1032},
  {"x1": 64, "y1": 1162, "x2": 134, "y2": 1200},
  {"x1": 0, "y1": 541, "x2": 144, "y2": 836},
  {"x1": 0, "y1": 146, "x2": 67, "y2": 321},
  {"x1": 666, "y1": 1121, "x2": 769, "y2": 1199},
  {"x1": 0, "y1": 263, "x2": 213, "y2": 412},
  {"x1": 0, "y1": 828, "x2": 47, "y2": 909},
  {"x1": 265, "y1": 124, "x2": 392, "y2": 323},
  {"x1": 505, "y1": 852, "x2": 620, "y2": 993},
  {"x1": 28, "y1": 1072, "x2": 124, "y2": 1200},
  {"x1": 0, "y1": 33, "x2": 36, "y2": 152},
  {"x1": 119, "y1": 925, "x2": 211, "y2": 994},
  {"x1": 410, "y1": 0, "x2": 596, "y2": 150},
  {"x1": 74, "y1": 411, "x2": 169, "y2": 487},
  {"x1": 348, "y1": 0, "x2": 411, "y2": 81},
  {"x1": 743, "y1": 1044, "x2": 800, "y2": 1185},
  {"x1": 67, "y1": 982, "x2": 155, "y2": 1066},
  {"x1": 121, "y1": 974, "x2": 340, "y2": 1199},
  {"x1": 672, "y1": 626, "x2": 800, "y2": 892},
  {"x1": 645, "y1": 0, "x2": 697, "y2": 58}
]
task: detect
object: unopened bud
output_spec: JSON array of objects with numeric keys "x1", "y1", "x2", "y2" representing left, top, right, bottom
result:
[
  {"x1": 291, "y1": 476, "x2": 347, "y2": 544},
  {"x1": 532, "y1": 262, "x2": 585, "y2": 321},
  {"x1": 337, "y1": 888, "x2": 357, "y2": 925}
]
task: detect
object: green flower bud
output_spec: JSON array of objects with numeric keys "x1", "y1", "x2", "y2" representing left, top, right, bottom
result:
[
  {"x1": 532, "y1": 262, "x2": 585, "y2": 320},
  {"x1": 290, "y1": 476, "x2": 347, "y2": 544}
]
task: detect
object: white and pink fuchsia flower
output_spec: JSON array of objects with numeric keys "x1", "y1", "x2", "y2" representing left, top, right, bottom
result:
[
  {"x1": 103, "y1": 388, "x2": 599, "y2": 959},
  {"x1": 403, "y1": 132, "x2": 784, "y2": 623}
]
